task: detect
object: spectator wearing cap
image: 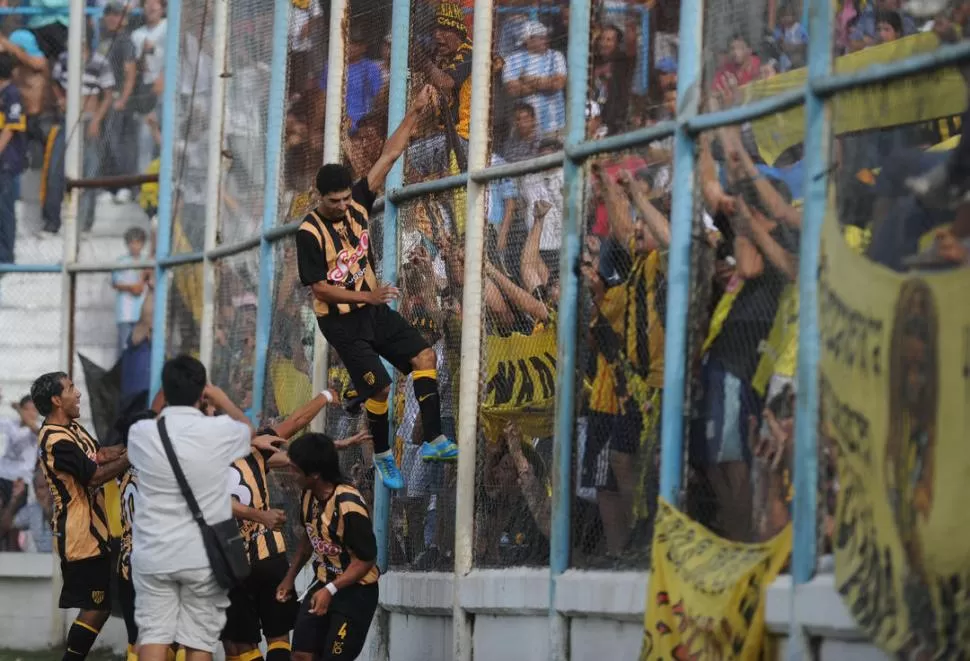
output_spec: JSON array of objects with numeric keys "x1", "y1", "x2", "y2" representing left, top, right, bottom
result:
[
  {"x1": 320, "y1": 27, "x2": 384, "y2": 134},
  {"x1": 591, "y1": 23, "x2": 635, "y2": 136},
  {"x1": 0, "y1": 28, "x2": 50, "y2": 142},
  {"x1": 655, "y1": 56, "x2": 678, "y2": 92},
  {"x1": 100, "y1": 1, "x2": 139, "y2": 204},
  {"x1": 0, "y1": 53, "x2": 27, "y2": 266},
  {"x1": 408, "y1": 2, "x2": 473, "y2": 177},
  {"x1": 502, "y1": 21, "x2": 567, "y2": 138}
]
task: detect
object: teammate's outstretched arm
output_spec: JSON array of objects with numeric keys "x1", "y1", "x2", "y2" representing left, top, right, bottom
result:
[
  {"x1": 271, "y1": 388, "x2": 340, "y2": 440},
  {"x1": 365, "y1": 84, "x2": 435, "y2": 193}
]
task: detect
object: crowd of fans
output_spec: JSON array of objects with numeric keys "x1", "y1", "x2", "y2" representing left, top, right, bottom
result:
[
  {"x1": 4, "y1": 0, "x2": 968, "y2": 578},
  {"x1": 273, "y1": 0, "x2": 970, "y2": 568}
]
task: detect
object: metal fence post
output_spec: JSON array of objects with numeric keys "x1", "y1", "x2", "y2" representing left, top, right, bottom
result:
[
  {"x1": 452, "y1": 1, "x2": 494, "y2": 659},
  {"x1": 149, "y1": 0, "x2": 184, "y2": 398},
  {"x1": 550, "y1": 0, "x2": 592, "y2": 658},
  {"x1": 374, "y1": 0, "x2": 410, "y2": 577},
  {"x1": 250, "y1": 0, "x2": 292, "y2": 423},
  {"x1": 198, "y1": 0, "x2": 230, "y2": 373},
  {"x1": 310, "y1": 0, "x2": 348, "y2": 433},
  {"x1": 657, "y1": 0, "x2": 704, "y2": 505},
  {"x1": 795, "y1": 0, "x2": 833, "y2": 590},
  {"x1": 51, "y1": 1, "x2": 87, "y2": 645}
]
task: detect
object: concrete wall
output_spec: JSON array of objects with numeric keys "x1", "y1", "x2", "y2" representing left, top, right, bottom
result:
[{"x1": 0, "y1": 554, "x2": 891, "y2": 661}]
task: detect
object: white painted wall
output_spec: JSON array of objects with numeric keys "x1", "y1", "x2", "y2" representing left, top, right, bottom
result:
[{"x1": 0, "y1": 556, "x2": 894, "y2": 660}]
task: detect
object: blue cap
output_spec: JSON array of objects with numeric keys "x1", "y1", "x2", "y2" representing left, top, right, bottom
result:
[
  {"x1": 9, "y1": 29, "x2": 43, "y2": 59},
  {"x1": 656, "y1": 56, "x2": 678, "y2": 74}
]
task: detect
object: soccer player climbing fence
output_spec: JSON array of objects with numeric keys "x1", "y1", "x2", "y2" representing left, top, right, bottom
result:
[{"x1": 4, "y1": 0, "x2": 970, "y2": 658}]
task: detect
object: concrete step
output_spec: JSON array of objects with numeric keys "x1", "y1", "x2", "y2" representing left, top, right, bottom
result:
[
  {"x1": 0, "y1": 307, "x2": 116, "y2": 347},
  {"x1": 0, "y1": 272, "x2": 118, "y2": 310}
]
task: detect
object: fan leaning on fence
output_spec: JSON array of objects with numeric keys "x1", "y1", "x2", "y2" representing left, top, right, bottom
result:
[{"x1": 295, "y1": 83, "x2": 459, "y2": 491}]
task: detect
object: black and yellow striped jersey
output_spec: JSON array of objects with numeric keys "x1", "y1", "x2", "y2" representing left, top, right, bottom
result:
[
  {"x1": 37, "y1": 422, "x2": 109, "y2": 563},
  {"x1": 117, "y1": 467, "x2": 137, "y2": 581},
  {"x1": 229, "y1": 446, "x2": 286, "y2": 562},
  {"x1": 625, "y1": 250, "x2": 666, "y2": 390},
  {"x1": 301, "y1": 484, "x2": 379, "y2": 586},
  {"x1": 296, "y1": 179, "x2": 379, "y2": 317}
]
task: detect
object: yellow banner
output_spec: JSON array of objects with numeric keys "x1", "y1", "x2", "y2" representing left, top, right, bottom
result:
[
  {"x1": 820, "y1": 216, "x2": 970, "y2": 656},
  {"x1": 641, "y1": 499, "x2": 791, "y2": 661},
  {"x1": 480, "y1": 327, "x2": 557, "y2": 441},
  {"x1": 745, "y1": 33, "x2": 966, "y2": 165}
]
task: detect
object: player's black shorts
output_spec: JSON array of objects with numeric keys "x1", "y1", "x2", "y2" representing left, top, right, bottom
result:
[
  {"x1": 222, "y1": 553, "x2": 299, "y2": 644},
  {"x1": 291, "y1": 582, "x2": 379, "y2": 659},
  {"x1": 118, "y1": 574, "x2": 137, "y2": 645},
  {"x1": 318, "y1": 304, "x2": 430, "y2": 399},
  {"x1": 60, "y1": 554, "x2": 112, "y2": 611}
]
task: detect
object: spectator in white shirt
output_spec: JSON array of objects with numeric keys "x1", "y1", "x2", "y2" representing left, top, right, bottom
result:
[
  {"x1": 502, "y1": 21, "x2": 567, "y2": 138},
  {"x1": 520, "y1": 138, "x2": 565, "y2": 272},
  {"x1": 0, "y1": 394, "x2": 40, "y2": 517},
  {"x1": 130, "y1": 0, "x2": 167, "y2": 175},
  {"x1": 127, "y1": 355, "x2": 276, "y2": 661}
]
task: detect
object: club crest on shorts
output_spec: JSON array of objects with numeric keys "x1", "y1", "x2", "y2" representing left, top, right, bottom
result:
[
  {"x1": 91, "y1": 590, "x2": 105, "y2": 605},
  {"x1": 363, "y1": 372, "x2": 376, "y2": 386}
]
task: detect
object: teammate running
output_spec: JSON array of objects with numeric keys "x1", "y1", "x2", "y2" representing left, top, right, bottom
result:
[
  {"x1": 275, "y1": 433, "x2": 379, "y2": 661},
  {"x1": 295, "y1": 83, "x2": 458, "y2": 490},
  {"x1": 221, "y1": 389, "x2": 369, "y2": 661},
  {"x1": 31, "y1": 372, "x2": 130, "y2": 661}
]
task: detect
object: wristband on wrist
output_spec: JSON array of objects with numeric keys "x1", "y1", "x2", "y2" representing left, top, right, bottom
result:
[
  {"x1": 321, "y1": 390, "x2": 334, "y2": 403},
  {"x1": 324, "y1": 582, "x2": 338, "y2": 596}
]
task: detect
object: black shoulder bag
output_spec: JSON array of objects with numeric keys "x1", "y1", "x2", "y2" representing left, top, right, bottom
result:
[{"x1": 157, "y1": 418, "x2": 250, "y2": 589}]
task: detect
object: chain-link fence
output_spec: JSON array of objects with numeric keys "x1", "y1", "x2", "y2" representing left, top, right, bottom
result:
[{"x1": 5, "y1": 0, "x2": 969, "y2": 656}]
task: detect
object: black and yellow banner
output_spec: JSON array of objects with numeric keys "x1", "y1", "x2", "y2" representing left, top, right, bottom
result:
[
  {"x1": 480, "y1": 327, "x2": 557, "y2": 442},
  {"x1": 743, "y1": 33, "x2": 965, "y2": 165},
  {"x1": 820, "y1": 216, "x2": 970, "y2": 657},
  {"x1": 640, "y1": 499, "x2": 791, "y2": 660}
]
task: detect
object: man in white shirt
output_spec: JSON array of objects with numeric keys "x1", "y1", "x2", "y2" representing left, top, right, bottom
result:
[
  {"x1": 0, "y1": 394, "x2": 39, "y2": 516},
  {"x1": 127, "y1": 356, "x2": 273, "y2": 661},
  {"x1": 129, "y1": 0, "x2": 166, "y2": 175}
]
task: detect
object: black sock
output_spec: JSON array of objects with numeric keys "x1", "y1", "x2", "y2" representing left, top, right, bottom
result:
[
  {"x1": 265, "y1": 640, "x2": 291, "y2": 660},
  {"x1": 365, "y1": 398, "x2": 390, "y2": 454},
  {"x1": 63, "y1": 620, "x2": 100, "y2": 661},
  {"x1": 413, "y1": 369, "x2": 443, "y2": 443}
]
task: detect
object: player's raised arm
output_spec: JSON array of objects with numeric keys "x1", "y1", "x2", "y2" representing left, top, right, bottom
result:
[{"x1": 366, "y1": 84, "x2": 435, "y2": 192}]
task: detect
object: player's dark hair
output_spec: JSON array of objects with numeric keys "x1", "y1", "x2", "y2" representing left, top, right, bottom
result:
[
  {"x1": 316, "y1": 163, "x2": 354, "y2": 197},
  {"x1": 288, "y1": 433, "x2": 346, "y2": 485},
  {"x1": 19, "y1": 395, "x2": 31, "y2": 408},
  {"x1": 30, "y1": 372, "x2": 69, "y2": 417},
  {"x1": 114, "y1": 390, "x2": 156, "y2": 446},
  {"x1": 161, "y1": 355, "x2": 207, "y2": 407},
  {"x1": 0, "y1": 53, "x2": 16, "y2": 80}
]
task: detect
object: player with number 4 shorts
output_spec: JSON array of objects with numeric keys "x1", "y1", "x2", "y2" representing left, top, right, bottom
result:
[{"x1": 276, "y1": 433, "x2": 379, "y2": 661}]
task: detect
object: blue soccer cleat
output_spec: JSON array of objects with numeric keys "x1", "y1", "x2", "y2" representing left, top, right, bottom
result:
[
  {"x1": 373, "y1": 451, "x2": 404, "y2": 490},
  {"x1": 421, "y1": 436, "x2": 459, "y2": 462}
]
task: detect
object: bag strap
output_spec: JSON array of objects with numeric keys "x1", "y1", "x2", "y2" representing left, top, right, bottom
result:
[{"x1": 157, "y1": 418, "x2": 207, "y2": 528}]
